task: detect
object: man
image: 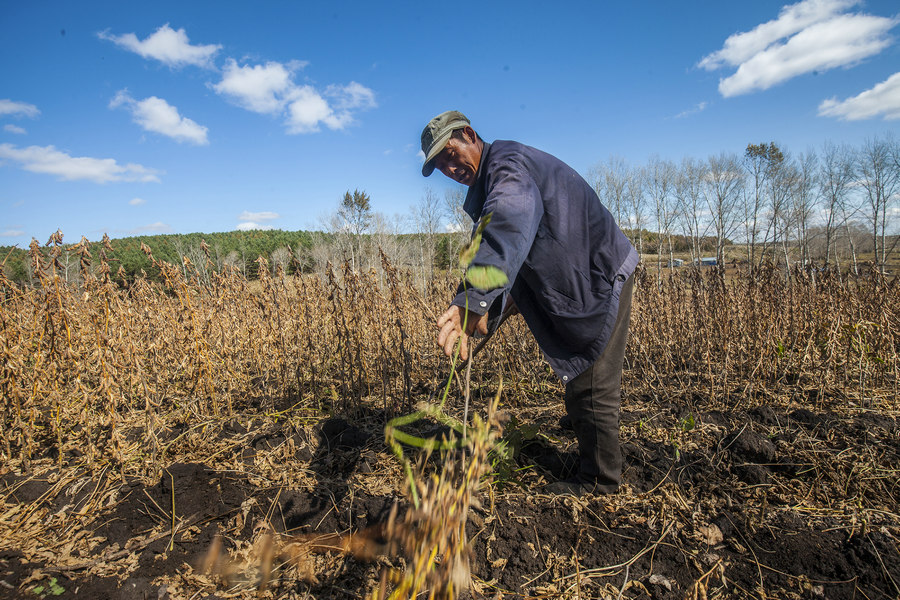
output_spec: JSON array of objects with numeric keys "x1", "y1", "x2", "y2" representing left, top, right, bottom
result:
[{"x1": 421, "y1": 110, "x2": 639, "y2": 495}]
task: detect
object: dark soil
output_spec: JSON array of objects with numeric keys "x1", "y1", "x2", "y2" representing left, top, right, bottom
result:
[{"x1": 1, "y1": 396, "x2": 898, "y2": 599}]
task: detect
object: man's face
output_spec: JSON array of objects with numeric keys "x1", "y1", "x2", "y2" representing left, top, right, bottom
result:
[{"x1": 434, "y1": 129, "x2": 481, "y2": 187}]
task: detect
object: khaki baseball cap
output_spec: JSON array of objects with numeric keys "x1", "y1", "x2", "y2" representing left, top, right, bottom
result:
[{"x1": 420, "y1": 110, "x2": 470, "y2": 176}]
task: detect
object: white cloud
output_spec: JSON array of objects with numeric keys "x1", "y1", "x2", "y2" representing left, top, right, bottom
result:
[
  {"x1": 238, "y1": 210, "x2": 280, "y2": 222},
  {"x1": 699, "y1": 0, "x2": 855, "y2": 70},
  {"x1": 98, "y1": 24, "x2": 220, "y2": 68},
  {"x1": 236, "y1": 222, "x2": 274, "y2": 231},
  {"x1": 4, "y1": 124, "x2": 27, "y2": 135},
  {"x1": 327, "y1": 81, "x2": 377, "y2": 112},
  {"x1": 0, "y1": 99, "x2": 40, "y2": 118},
  {"x1": 214, "y1": 59, "x2": 376, "y2": 133},
  {"x1": 1, "y1": 228, "x2": 25, "y2": 237},
  {"x1": 129, "y1": 197, "x2": 146, "y2": 206},
  {"x1": 110, "y1": 90, "x2": 209, "y2": 145},
  {"x1": 699, "y1": 0, "x2": 898, "y2": 97},
  {"x1": 819, "y1": 71, "x2": 900, "y2": 119},
  {"x1": 0, "y1": 143, "x2": 161, "y2": 183},
  {"x1": 131, "y1": 222, "x2": 173, "y2": 234},
  {"x1": 286, "y1": 86, "x2": 336, "y2": 133},
  {"x1": 214, "y1": 59, "x2": 302, "y2": 113},
  {"x1": 675, "y1": 101, "x2": 709, "y2": 119},
  {"x1": 237, "y1": 210, "x2": 279, "y2": 231},
  {"x1": 720, "y1": 15, "x2": 897, "y2": 97}
]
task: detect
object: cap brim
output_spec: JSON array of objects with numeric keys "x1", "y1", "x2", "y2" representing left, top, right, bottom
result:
[{"x1": 421, "y1": 130, "x2": 453, "y2": 177}]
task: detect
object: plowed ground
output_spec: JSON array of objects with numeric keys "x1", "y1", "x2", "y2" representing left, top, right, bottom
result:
[{"x1": 2, "y1": 389, "x2": 898, "y2": 599}]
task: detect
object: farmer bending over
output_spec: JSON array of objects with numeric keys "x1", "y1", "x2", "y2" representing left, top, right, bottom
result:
[{"x1": 421, "y1": 110, "x2": 639, "y2": 495}]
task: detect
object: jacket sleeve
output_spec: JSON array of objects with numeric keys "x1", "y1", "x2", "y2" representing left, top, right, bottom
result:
[{"x1": 451, "y1": 158, "x2": 543, "y2": 315}]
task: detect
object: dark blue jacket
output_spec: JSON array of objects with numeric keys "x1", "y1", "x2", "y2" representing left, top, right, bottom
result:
[{"x1": 453, "y1": 140, "x2": 639, "y2": 383}]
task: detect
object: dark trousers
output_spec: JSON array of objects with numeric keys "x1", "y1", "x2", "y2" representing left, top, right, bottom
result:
[{"x1": 564, "y1": 273, "x2": 634, "y2": 492}]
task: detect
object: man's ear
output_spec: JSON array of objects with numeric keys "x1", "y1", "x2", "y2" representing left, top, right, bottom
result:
[{"x1": 461, "y1": 125, "x2": 477, "y2": 144}]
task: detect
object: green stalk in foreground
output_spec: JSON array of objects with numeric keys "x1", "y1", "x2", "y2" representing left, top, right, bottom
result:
[{"x1": 384, "y1": 212, "x2": 507, "y2": 509}]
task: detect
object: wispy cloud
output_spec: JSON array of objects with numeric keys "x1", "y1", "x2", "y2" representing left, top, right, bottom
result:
[
  {"x1": 237, "y1": 210, "x2": 280, "y2": 231},
  {"x1": 238, "y1": 210, "x2": 280, "y2": 222},
  {"x1": 0, "y1": 99, "x2": 40, "y2": 118},
  {"x1": 675, "y1": 101, "x2": 709, "y2": 119},
  {"x1": 327, "y1": 81, "x2": 376, "y2": 113},
  {"x1": 1, "y1": 228, "x2": 25, "y2": 237},
  {"x1": 129, "y1": 197, "x2": 146, "y2": 206},
  {"x1": 4, "y1": 124, "x2": 27, "y2": 135},
  {"x1": 130, "y1": 222, "x2": 173, "y2": 234},
  {"x1": 214, "y1": 59, "x2": 376, "y2": 133},
  {"x1": 699, "y1": 0, "x2": 898, "y2": 97},
  {"x1": 98, "y1": 24, "x2": 221, "y2": 68},
  {"x1": 110, "y1": 90, "x2": 209, "y2": 145},
  {"x1": 819, "y1": 71, "x2": 900, "y2": 119},
  {"x1": 235, "y1": 222, "x2": 275, "y2": 231},
  {"x1": 0, "y1": 144, "x2": 161, "y2": 183}
]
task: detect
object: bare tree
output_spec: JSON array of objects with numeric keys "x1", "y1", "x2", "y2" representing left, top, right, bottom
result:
[
  {"x1": 770, "y1": 152, "x2": 798, "y2": 271},
  {"x1": 337, "y1": 189, "x2": 372, "y2": 271},
  {"x1": 270, "y1": 246, "x2": 291, "y2": 276},
  {"x1": 840, "y1": 200, "x2": 865, "y2": 276},
  {"x1": 857, "y1": 135, "x2": 900, "y2": 269},
  {"x1": 413, "y1": 188, "x2": 443, "y2": 290},
  {"x1": 743, "y1": 142, "x2": 786, "y2": 269},
  {"x1": 742, "y1": 144, "x2": 767, "y2": 270},
  {"x1": 443, "y1": 187, "x2": 470, "y2": 269},
  {"x1": 704, "y1": 153, "x2": 744, "y2": 266},
  {"x1": 626, "y1": 166, "x2": 648, "y2": 256},
  {"x1": 322, "y1": 211, "x2": 353, "y2": 269},
  {"x1": 818, "y1": 141, "x2": 856, "y2": 268},
  {"x1": 791, "y1": 150, "x2": 819, "y2": 267},
  {"x1": 675, "y1": 157, "x2": 707, "y2": 264},
  {"x1": 222, "y1": 250, "x2": 243, "y2": 273},
  {"x1": 593, "y1": 156, "x2": 630, "y2": 227},
  {"x1": 173, "y1": 239, "x2": 212, "y2": 284},
  {"x1": 646, "y1": 157, "x2": 677, "y2": 275},
  {"x1": 370, "y1": 212, "x2": 410, "y2": 285}
]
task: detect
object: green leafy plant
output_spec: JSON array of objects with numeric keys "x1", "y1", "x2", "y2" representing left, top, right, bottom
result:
[
  {"x1": 385, "y1": 212, "x2": 508, "y2": 507},
  {"x1": 30, "y1": 577, "x2": 65, "y2": 597},
  {"x1": 490, "y1": 414, "x2": 540, "y2": 491}
]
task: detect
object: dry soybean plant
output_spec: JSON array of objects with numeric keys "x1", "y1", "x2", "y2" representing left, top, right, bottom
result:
[
  {"x1": 1, "y1": 234, "x2": 898, "y2": 475},
  {"x1": 628, "y1": 263, "x2": 899, "y2": 411}
]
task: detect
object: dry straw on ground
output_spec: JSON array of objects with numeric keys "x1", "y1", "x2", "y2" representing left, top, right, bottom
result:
[{"x1": 1, "y1": 234, "x2": 898, "y2": 598}]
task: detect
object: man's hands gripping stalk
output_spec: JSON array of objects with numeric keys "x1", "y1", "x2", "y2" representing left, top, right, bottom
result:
[{"x1": 436, "y1": 305, "x2": 489, "y2": 362}]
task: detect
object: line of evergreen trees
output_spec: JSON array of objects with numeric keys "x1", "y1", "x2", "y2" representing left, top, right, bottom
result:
[{"x1": 1, "y1": 225, "x2": 725, "y2": 287}]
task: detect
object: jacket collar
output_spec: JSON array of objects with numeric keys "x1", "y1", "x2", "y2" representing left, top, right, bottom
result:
[{"x1": 463, "y1": 141, "x2": 491, "y2": 221}]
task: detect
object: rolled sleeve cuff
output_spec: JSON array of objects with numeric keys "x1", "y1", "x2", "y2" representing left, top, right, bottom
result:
[{"x1": 451, "y1": 286, "x2": 505, "y2": 316}]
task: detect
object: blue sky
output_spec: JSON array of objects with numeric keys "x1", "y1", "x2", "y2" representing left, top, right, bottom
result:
[{"x1": 1, "y1": 0, "x2": 898, "y2": 245}]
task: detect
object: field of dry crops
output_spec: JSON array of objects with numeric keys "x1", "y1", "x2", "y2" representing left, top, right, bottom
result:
[{"x1": 1, "y1": 240, "x2": 899, "y2": 600}]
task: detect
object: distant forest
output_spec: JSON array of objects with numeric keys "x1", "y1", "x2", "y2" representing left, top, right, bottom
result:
[{"x1": 0, "y1": 226, "x2": 721, "y2": 286}]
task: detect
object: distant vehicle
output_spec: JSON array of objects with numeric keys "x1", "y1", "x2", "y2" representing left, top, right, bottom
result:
[
  {"x1": 694, "y1": 257, "x2": 717, "y2": 266},
  {"x1": 667, "y1": 258, "x2": 684, "y2": 267}
]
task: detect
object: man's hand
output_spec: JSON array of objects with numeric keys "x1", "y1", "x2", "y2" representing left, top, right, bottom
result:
[{"x1": 436, "y1": 305, "x2": 489, "y2": 361}]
